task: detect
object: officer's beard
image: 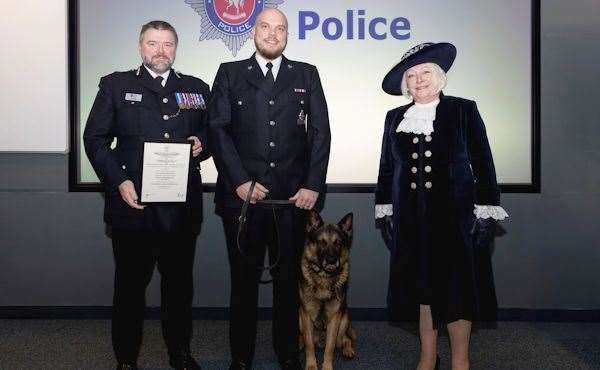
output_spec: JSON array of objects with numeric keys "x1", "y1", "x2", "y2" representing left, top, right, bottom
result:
[
  {"x1": 143, "y1": 54, "x2": 174, "y2": 75},
  {"x1": 255, "y1": 38, "x2": 286, "y2": 60}
]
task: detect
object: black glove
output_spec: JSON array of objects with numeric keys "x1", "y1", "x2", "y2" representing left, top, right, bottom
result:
[
  {"x1": 472, "y1": 218, "x2": 496, "y2": 248},
  {"x1": 376, "y1": 215, "x2": 394, "y2": 251}
]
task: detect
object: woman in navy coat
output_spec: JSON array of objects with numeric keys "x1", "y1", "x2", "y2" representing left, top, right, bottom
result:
[{"x1": 375, "y1": 42, "x2": 508, "y2": 370}]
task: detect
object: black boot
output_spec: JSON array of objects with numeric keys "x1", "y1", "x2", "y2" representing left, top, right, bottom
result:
[
  {"x1": 279, "y1": 358, "x2": 301, "y2": 370},
  {"x1": 169, "y1": 348, "x2": 202, "y2": 370},
  {"x1": 229, "y1": 359, "x2": 251, "y2": 370},
  {"x1": 116, "y1": 363, "x2": 138, "y2": 370}
]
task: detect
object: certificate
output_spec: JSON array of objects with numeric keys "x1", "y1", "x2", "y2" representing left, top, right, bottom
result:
[{"x1": 140, "y1": 141, "x2": 192, "y2": 203}]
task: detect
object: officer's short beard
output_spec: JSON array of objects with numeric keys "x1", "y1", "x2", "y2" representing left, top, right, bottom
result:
[
  {"x1": 255, "y1": 39, "x2": 286, "y2": 60},
  {"x1": 143, "y1": 54, "x2": 174, "y2": 75}
]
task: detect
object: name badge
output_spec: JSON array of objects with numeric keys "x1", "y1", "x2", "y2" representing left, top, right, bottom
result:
[{"x1": 125, "y1": 93, "x2": 142, "y2": 102}]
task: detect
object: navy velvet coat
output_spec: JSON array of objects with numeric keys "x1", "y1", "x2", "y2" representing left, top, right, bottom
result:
[{"x1": 375, "y1": 94, "x2": 499, "y2": 323}]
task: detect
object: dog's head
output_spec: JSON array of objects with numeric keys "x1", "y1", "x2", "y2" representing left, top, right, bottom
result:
[{"x1": 304, "y1": 210, "x2": 353, "y2": 274}]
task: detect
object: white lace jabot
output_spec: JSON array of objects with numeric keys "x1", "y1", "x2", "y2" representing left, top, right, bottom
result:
[{"x1": 396, "y1": 99, "x2": 440, "y2": 135}]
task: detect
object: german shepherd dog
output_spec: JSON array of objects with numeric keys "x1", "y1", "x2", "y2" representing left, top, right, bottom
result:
[{"x1": 299, "y1": 210, "x2": 356, "y2": 370}]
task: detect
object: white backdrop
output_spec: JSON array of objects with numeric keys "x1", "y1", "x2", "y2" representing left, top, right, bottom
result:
[{"x1": 76, "y1": 0, "x2": 533, "y2": 185}]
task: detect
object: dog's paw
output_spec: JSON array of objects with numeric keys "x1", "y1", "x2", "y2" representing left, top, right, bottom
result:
[
  {"x1": 305, "y1": 358, "x2": 318, "y2": 370},
  {"x1": 321, "y1": 361, "x2": 334, "y2": 370},
  {"x1": 342, "y1": 340, "x2": 356, "y2": 359}
]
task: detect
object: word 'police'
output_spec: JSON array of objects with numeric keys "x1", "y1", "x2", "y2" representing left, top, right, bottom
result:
[{"x1": 299, "y1": 10, "x2": 411, "y2": 40}]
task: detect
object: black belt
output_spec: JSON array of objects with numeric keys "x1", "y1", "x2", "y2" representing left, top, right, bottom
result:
[{"x1": 237, "y1": 181, "x2": 295, "y2": 284}]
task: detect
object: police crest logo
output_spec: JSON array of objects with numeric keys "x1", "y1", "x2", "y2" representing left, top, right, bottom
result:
[
  {"x1": 299, "y1": 210, "x2": 356, "y2": 370},
  {"x1": 185, "y1": 0, "x2": 285, "y2": 56}
]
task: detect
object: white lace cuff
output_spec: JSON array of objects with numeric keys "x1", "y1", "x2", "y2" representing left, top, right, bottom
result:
[
  {"x1": 375, "y1": 204, "x2": 393, "y2": 219},
  {"x1": 474, "y1": 205, "x2": 509, "y2": 220}
]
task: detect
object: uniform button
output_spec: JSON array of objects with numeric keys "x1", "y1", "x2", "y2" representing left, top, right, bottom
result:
[
  {"x1": 162, "y1": 97, "x2": 168, "y2": 103},
  {"x1": 411, "y1": 167, "x2": 417, "y2": 174},
  {"x1": 269, "y1": 141, "x2": 276, "y2": 148},
  {"x1": 269, "y1": 162, "x2": 276, "y2": 168},
  {"x1": 163, "y1": 133, "x2": 170, "y2": 139},
  {"x1": 269, "y1": 120, "x2": 276, "y2": 126},
  {"x1": 425, "y1": 181, "x2": 433, "y2": 189},
  {"x1": 425, "y1": 165, "x2": 432, "y2": 173},
  {"x1": 425, "y1": 135, "x2": 432, "y2": 142},
  {"x1": 411, "y1": 153, "x2": 418, "y2": 159},
  {"x1": 300, "y1": 100, "x2": 305, "y2": 105},
  {"x1": 412, "y1": 137, "x2": 419, "y2": 144},
  {"x1": 410, "y1": 182, "x2": 417, "y2": 190},
  {"x1": 121, "y1": 165, "x2": 126, "y2": 170},
  {"x1": 163, "y1": 115, "x2": 169, "y2": 121},
  {"x1": 425, "y1": 150, "x2": 432, "y2": 157},
  {"x1": 237, "y1": 100, "x2": 243, "y2": 105},
  {"x1": 269, "y1": 100, "x2": 275, "y2": 106}
]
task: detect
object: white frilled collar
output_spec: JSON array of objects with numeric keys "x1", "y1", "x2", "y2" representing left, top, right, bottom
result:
[{"x1": 396, "y1": 99, "x2": 440, "y2": 135}]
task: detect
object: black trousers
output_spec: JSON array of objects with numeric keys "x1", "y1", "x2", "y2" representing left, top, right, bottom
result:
[
  {"x1": 221, "y1": 205, "x2": 306, "y2": 365},
  {"x1": 111, "y1": 229, "x2": 198, "y2": 363}
]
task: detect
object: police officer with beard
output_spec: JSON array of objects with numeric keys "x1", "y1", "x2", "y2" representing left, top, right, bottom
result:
[
  {"x1": 209, "y1": 8, "x2": 331, "y2": 370},
  {"x1": 84, "y1": 21, "x2": 210, "y2": 370}
]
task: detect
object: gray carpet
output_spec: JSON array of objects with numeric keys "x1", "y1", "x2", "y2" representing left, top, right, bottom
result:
[{"x1": 1, "y1": 320, "x2": 599, "y2": 369}]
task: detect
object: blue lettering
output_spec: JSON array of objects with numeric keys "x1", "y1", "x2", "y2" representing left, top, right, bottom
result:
[
  {"x1": 299, "y1": 11, "x2": 319, "y2": 40},
  {"x1": 346, "y1": 10, "x2": 353, "y2": 39},
  {"x1": 369, "y1": 17, "x2": 387, "y2": 40},
  {"x1": 323, "y1": 17, "x2": 343, "y2": 40},
  {"x1": 390, "y1": 17, "x2": 411, "y2": 40},
  {"x1": 358, "y1": 10, "x2": 366, "y2": 40},
  {"x1": 298, "y1": 10, "x2": 411, "y2": 41}
]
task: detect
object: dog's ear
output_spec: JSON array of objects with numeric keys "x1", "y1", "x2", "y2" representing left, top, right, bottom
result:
[
  {"x1": 306, "y1": 209, "x2": 324, "y2": 233},
  {"x1": 338, "y1": 212, "x2": 353, "y2": 238}
]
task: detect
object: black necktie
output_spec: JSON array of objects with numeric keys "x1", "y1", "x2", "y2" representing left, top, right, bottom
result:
[
  {"x1": 154, "y1": 75, "x2": 164, "y2": 89},
  {"x1": 265, "y1": 62, "x2": 275, "y2": 88}
]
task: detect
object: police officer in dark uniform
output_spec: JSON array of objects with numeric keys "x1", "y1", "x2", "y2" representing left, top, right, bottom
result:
[
  {"x1": 84, "y1": 21, "x2": 209, "y2": 370},
  {"x1": 209, "y1": 8, "x2": 331, "y2": 370}
]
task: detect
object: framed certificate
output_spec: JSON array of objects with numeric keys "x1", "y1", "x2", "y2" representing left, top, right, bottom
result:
[{"x1": 139, "y1": 139, "x2": 193, "y2": 204}]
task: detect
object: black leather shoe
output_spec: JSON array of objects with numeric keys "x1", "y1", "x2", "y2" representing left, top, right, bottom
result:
[
  {"x1": 229, "y1": 360, "x2": 250, "y2": 370},
  {"x1": 169, "y1": 349, "x2": 202, "y2": 370},
  {"x1": 116, "y1": 363, "x2": 138, "y2": 370},
  {"x1": 279, "y1": 358, "x2": 301, "y2": 370}
]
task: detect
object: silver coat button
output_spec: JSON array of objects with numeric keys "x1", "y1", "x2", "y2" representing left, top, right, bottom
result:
[
  {"x1": 237, "y1": 100, "x2": 243, "y2": 105},
  {"x1": 425, "y1": 150, "x2": 432, "y2": 157},
  {"x1": 269, "y1": 100, "x2": 275, "y2": 105},
  {"x1": 410, "y1": 182, "x2": 417, "y2": 190},
  {"x1": 411, "y1": 167, "x2": 417, "y2": 174},
  {"x1": 269, "y1": 162, "x2": 276, "y2": 168},
  {"x1": 162, "y1": 115, "x2": 169, "y2": 121},
  {"x1": 425, "y1": 181, "x2": 433, "y2": 189},
  {"x1": 300, "y1": 100, "x2": 305, "y2": 105},
  {"x1": 411, "y1": 153, "x2": 418, "y2": 159},
  {"x1": 269, "y1": 120, "x2": 276, "y2": 126},
  {"x1": 162, "y1": 98, "x2": 168, "y2": 103},
  {"x1": 425, "y1": 165, "x2": 432, "y2": 173},
  {"x1": 269, "y1": 142, "x2": 276, "y2": 148},
  {"x1": 121, "y1": 165, "x2": 126, "y2": 170},
  {"x1": 412, "y1": 137, "x2": 419, "y2": 144},
  {"x1": 163, "y1": 133, "x2": 170, "y2": 139},
  {"x1": 425, "y1": 135, "x2": 432, "y2": 142}
]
